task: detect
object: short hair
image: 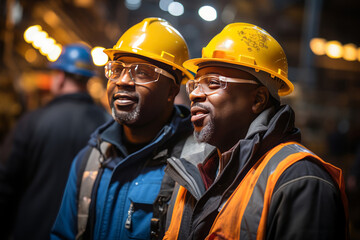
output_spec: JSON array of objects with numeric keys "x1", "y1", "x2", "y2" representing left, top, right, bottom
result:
[{"x1": 64, "y1": 71, "x2": 90, "y2": 86}]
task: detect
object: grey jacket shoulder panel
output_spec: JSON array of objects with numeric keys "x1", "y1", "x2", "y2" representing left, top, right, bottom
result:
[{"x1": 166, "y1": 135, "x2": 216, "y2": 200}]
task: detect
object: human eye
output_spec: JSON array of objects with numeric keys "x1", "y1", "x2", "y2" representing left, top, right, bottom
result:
[
  {"x1": 113, "y1": 66, "x2": 124, "y2": 75},
  {"x1": 134, "y1": 65, "x2": 154, "y2": 79},
  {"x1": 206, "y1": 77, "x2": 221, "y2": 89},
  {"x1": 107, "y1": 66, "x2": 121, "y2": 79}
]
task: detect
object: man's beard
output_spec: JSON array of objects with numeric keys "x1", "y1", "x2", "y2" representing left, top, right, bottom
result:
[
  {"x1": 194, "y1": 115, "x2": 215, "y2": 143},
  {"x1": 111, "y1": 102, "x2": 141, "y2": 125}
]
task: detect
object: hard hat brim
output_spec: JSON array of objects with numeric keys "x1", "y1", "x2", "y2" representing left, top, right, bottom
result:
[{"x1": 183, "y1": 57, "x2": 294, "y2": 96}]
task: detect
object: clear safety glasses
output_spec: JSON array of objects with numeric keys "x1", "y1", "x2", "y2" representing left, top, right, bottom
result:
[
  {"x1": 105, "y1": 61, "x2": 175, "y2": 85},
  {"x1": 186, "y1": 74, "x2": 259, "y2": 95}
]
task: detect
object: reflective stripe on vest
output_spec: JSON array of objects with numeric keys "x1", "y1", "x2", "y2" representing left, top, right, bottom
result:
[
  {"x1": 164, "y1": 142, "x2": 347, "y2": 240},
  {"x1": 76, "y1": 142, "x2": 110, "y2": 240}
]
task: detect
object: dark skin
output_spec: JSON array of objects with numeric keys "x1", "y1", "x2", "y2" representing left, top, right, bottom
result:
[
  {"x1": 107, "y1": 56, "x2": 179, "y2": 147},
  {"x1": 189, "y1": 65, "x2": 270, "y2": 170}
]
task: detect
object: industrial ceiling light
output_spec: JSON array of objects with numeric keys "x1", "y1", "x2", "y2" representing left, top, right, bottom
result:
[
  {"x1": 168, "y1": 2, "x2": 184, "y2": 16},
  {"x1": 198, "y1": 5, "x2": 217, "y2": 21}
]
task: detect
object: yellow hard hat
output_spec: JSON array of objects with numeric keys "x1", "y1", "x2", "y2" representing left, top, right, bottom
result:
[
  {"x1": 104, "y1": 17, "x2": 193, "y2": 83},
  {"x1": 183, "y1": 22, "x2": 294, "y2": 96}
]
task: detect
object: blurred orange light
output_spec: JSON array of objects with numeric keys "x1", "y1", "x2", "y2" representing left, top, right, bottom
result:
[
  {"x1": 43, "y1": 10, "x2": 60, "y2": 27},
  {"x1": 343, "y1": 43, "x2": 357, "y2": 61},
  {"x1": 87, "y1": 77, "x2": 106, "y2": 99},
  {"x1": 325, "y1": 41, "x2": 343, "y2": 59},
  {"x1": 74, "y1": 0, "x2": 94, "y2": 8},
  {"x1": 24, "y1": 48, "x2": 38, "y2": 63},
  {"x1": 36, "y1": 74, "x2": 51, "y2": 90},
  {"x1": 310, "y1": 38, "x2": 326, "y2": 55}
]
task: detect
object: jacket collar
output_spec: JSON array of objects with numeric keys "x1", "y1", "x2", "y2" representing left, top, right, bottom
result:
[{"x1": 220, "y1": 104, "x2": 301, "y2": 188}]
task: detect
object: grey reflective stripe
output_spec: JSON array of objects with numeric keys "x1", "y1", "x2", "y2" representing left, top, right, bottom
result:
[
  {"x1": 76, "y1": 142, "x2": 110, "y2": 240},
  {"x1": 240, "y1": 143, "x2": 313, "y2": 240}
]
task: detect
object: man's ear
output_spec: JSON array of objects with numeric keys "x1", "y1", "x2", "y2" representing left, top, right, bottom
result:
[
  {"x1": 51, "y1": 71, "x2": 66, "y2": 95},
  {"x1": 59, "y1": 72, "x2": 66, "y2": 87},
  {"x1": 252, "y1": 86, "x2": 269, "y2": 114}
]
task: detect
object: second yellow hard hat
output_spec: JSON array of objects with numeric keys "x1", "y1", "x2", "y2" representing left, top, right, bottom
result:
[{"x1": 183, "y1": 22, "x2": 294, "y2": 97}]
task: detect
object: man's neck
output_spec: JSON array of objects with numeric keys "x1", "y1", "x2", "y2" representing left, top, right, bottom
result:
[
  {"x1": 54, "y1": 79, "x2": 86, "y2": 96},
  {"x1": 122, "y1": 108, "x2": 173, "y2": 146}
]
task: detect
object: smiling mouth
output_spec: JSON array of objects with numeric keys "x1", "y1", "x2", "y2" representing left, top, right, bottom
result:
[
  {"x1": 113, "y1": 92, "x2": 138, "y2": 108},
  {"x1": 191, "y1": 105, "x2": 209, "y2": 127}
]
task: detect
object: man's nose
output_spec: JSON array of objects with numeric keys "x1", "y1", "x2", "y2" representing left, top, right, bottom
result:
[
  {"x1": 189, "y1": 85, "x2": 206, "y2": 102},
  {"x1": 114, "y1": 69, "x2": 135, "y2": 86}
]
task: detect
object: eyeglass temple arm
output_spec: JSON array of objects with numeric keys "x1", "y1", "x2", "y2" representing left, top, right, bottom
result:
[
  {"x1": 154, "y1": 68, "x2": 176, "y2": 81},
  {"x1": 221, "y1": 77, "x2": 258, "y2": 85}
]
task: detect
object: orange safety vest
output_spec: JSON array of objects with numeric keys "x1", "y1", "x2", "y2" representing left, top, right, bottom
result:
[{"x1": 164, "y1": 142, "x2": 348, "y2": 240}]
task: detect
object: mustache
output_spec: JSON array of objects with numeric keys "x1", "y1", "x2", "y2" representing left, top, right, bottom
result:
[
  {"x1": 191, "y1": 102, "x2": 212, "y2": 113},
  {"x1": 112, "y1": 90, "x2": 139, "y2": 99}
]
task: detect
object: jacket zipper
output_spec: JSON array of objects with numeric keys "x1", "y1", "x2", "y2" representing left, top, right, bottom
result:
[{"x1": 125, "y1": 202, "x2": 134, "y2": 230}]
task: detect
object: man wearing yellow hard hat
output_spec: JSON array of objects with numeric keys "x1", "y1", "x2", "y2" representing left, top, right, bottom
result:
[
  {"x1": 51, "y1": 18, "x2": 210, "y2": 240},
  {"x1": 164, "y1": 23, "x2": 348, "y2": 239}
]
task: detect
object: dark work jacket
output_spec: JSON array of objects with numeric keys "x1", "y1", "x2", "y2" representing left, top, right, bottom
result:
[
  {"x1": 0, "y1": 93, "x2": 111, "y2": 240},
  {"x1": 165, "y1": 105, "x2": 347, "y2": 240}
]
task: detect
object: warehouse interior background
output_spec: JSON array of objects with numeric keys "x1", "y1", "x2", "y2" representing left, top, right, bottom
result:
[{"x1": 1, "y1": 0, "x2": 360, "y2": 238}]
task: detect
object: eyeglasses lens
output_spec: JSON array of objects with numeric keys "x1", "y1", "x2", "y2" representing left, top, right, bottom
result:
[
  {"x1": 105, "y1": 62, "x2": 160, "y2": 84},
  {"x1": 186, "y1": 76, "x2": 224, "y2": 95}
]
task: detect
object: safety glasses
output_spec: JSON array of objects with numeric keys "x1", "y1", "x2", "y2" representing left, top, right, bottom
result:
[
  {"x1": 186, "y1": 74, "x2": 259, "y2": 95},
  {"x1": 105, "y1": 61, "x2": 175, "y2": 84}
]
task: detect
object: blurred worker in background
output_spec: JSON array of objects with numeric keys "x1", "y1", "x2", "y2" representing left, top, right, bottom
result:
[
  {"x1": 51, "y1": 18, "x2": 210, "y2": 240},
  {"x1": 164, "y1": 23, "x2": 348, "y2": 240},
  {"x1": 0, "y1": 43, "x2": 110, "y2": 240}
]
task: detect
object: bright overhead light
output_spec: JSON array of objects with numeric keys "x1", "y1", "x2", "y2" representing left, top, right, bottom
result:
[
  {"x1": 47, "y1": 44, "x2": 62, "y2": 62},
  {"x1": 168, "y1": 2, "x2": 184, "y2": 16},
  {"x1": 198, "y1": 5, "x2": 217, "y2": 21},
  {"x1": 91, "y1": 47, "x2": 108, "y2": 66},
  {"x1": 125, "y1": 0, "x2": 141, "y2": 10},
  {"x1": 310, "y1": 38, "x2": 326, "y2": 56},
  {"x1": 39, "y1": 37, "x2": 56, "y2": 55},
  {"x1": 24, "y1": 24, "x2": 63, "y2": 62},
  {"x1": 159, "y1": 0, "x2": 173, "y2": 11},
  {"x1": 24, "y1": 25, "x2": 42, "y2": 43},
  {"x1": 343, "y1": 43, "x2": 357, "y2": 61},
  {"x1": 325, "y1": 41, "x2": 343, "y2": 59},
  {"x1": 310, "y1": 37, "x2": 360, "y2": 62},
  {"x1": 32, "y1": 31, "x2": 48, "y2": 49}
]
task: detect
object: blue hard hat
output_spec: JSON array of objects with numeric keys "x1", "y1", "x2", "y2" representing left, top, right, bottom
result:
[{"x1": 49, "y1": 43, "x2": 96, "y2": 77}]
